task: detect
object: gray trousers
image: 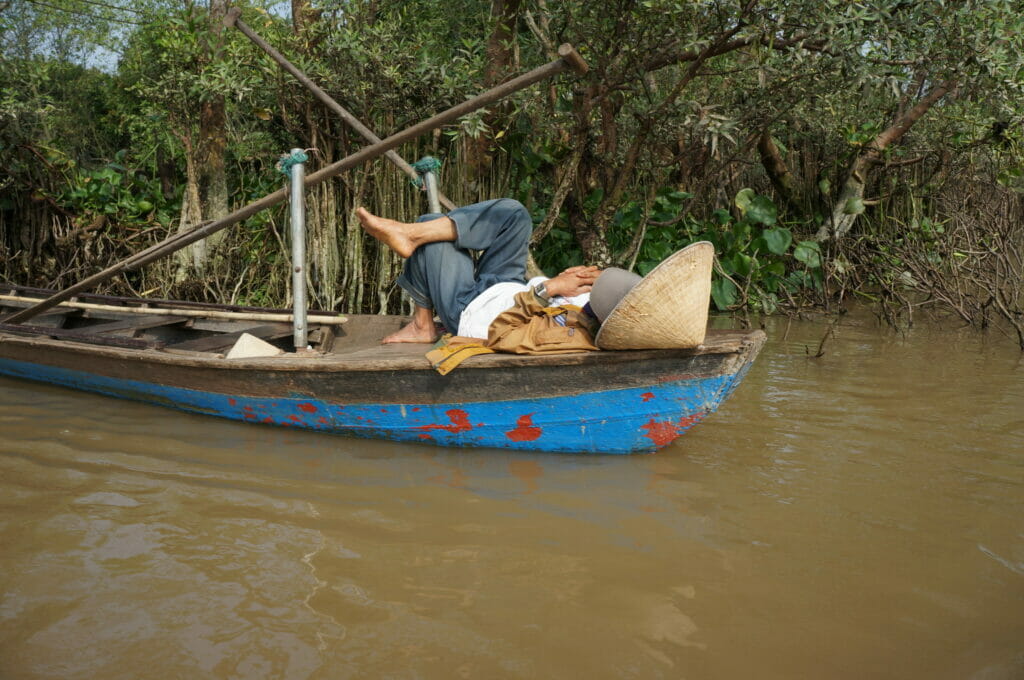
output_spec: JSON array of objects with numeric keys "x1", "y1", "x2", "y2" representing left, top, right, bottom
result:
[{"x1": 397, "y1": 198, "x2": 532, "y2": 333}]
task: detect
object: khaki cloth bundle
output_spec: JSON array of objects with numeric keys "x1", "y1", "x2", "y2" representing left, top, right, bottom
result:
[{"x1": 426, "y1": 291, "x2": 598, "y2": 374}]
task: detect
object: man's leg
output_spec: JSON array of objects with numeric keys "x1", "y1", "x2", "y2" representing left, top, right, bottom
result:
[
  {"x1": 355, "y1": 208, "x2": 455, "y2": 258},
  {"x1": 446, "y1": 198, "x2": 531, "y2": 290},
  {"x1": 357, "y1": 199, "x2": 532, "y2": 341},
  {"x1": 381, "y1": 303, "x2": 437, "y2": 344},
  {"x1": 396, "y1": 237, "x2": 477, "y2": 337}
]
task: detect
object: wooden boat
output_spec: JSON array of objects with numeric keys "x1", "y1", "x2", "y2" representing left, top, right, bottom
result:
[{"x1": 0, "y1": 284, "x2": 764, "y2": 454}]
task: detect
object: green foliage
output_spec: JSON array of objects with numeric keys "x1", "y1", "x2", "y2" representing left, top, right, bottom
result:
[
  {"x1": 55, "y1": 150, "x2": 175, "y2": 230},
  {"x1": 4, "y1": 0, "x2": 1024, "y2": 319},
  {"x1": 629, "y1": 189, "x2": 822, "y2": 313}
]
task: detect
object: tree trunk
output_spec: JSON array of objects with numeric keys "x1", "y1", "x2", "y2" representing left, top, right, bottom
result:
[
  {"x1": 465, "y1": 0, "x2": 522, "y2": 189},
  {"x1": 176, "y1": 0, "x2": 230, "y2": 278},
  {"x1": 818, "y1": 80, "x2": 955, "y2": 241},
  {"x1": 757, "y1": 132, "x2": 796, "y2": 206},
  {"x1": 173, "y1": 147, "x2": 205, "y2": 283}
]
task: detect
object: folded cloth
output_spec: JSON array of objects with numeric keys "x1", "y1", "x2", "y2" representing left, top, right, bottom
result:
[
  {"x1": 425, "y1": 292, "x2": 600, "y2": 375},
  {"x1": 425, "y1": 336, "x2": 495, "y2": 375}
]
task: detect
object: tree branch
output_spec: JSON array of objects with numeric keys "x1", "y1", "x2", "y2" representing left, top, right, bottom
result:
[{"x1": 643, "y1": 30, "x2": 817, "y2": 73}]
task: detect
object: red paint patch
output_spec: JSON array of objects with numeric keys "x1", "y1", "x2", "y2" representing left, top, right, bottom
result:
[
  {"x1": 411, "y1": 407, "x2": 420, "y2": 412},
  {"x1": 641, "y1": 392, "x2": 655, "y2": 402},
  {"x1": 418, "y1": 433, "x2": 434, "y2": 440},
  {"x1": 641, "y1": 419, "x2": 681, "y2": 447},
  {"x1": 297, "y1": 402, "x2": 317, "y2": 413},
  {"x1": 243, "y1": 413, "x2": 258, "y2": 421},
  {"x1": 228, "y1": 398, "x2": 237, "y2": 406},
  {"x1": 288, "y1": 414, "x2": 302, "y2": 422},
  {"x1": 677, "y1": 414, "x2": 704, "y2": 429},
  {"x1": 506, "y1": 414, "x2": 542, "y2": 442},
  {"x1": 262, "y1": 417, "x2": 274, "y2": 424},
  {"x1": 415, "y1": 409, "x2": 473, "y2": 434},
  {"x1": 243, "y1": 406, "x2": 254, "y2": 412},
  {"x1": 317, "y1": 417, "x2": 329, "y2": 425}
]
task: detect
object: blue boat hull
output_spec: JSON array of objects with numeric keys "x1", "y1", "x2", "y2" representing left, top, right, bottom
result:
[
  {"x1": 0, "y1": 356, "x2": 757, "y2": 453},
  {"x1": 0, "y1": 323, "x2": 764, "y2": 454}
]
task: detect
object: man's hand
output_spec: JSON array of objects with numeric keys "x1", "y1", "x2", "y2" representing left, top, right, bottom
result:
[{"x1": 544, "y1": 265, "x2": 601, "y2": 298}]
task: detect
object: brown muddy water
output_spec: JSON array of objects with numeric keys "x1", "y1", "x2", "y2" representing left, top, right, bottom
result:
[{"x1": 0, "y1": 311, "x2": 1022, "y2": 679}]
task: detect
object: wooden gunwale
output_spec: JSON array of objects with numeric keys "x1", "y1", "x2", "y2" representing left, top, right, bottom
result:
[
  {"x1": 0, "y1": 322, "x2": 765, "y2": 404},
  {"x1": 0, "y1": 286, "x2": 765, "y2": 406},
  {"x1": 0, "y1": 321, "x2": 759, "y2": 369}
]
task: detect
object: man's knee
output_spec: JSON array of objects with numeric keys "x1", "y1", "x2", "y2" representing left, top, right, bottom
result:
[{"x1": 493, "y1": 198, "x2": 532, "y2": 238}]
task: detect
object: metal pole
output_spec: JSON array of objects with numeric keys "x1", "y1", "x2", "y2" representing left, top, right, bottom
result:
[
  {"x1": 1, "y1": 44, "x2": 588, "y2": 325},
  {"x1": 423, "y1": 170, "x2": 441, "y2": 215},
  {"x1": 288, "y1": 150, "x2": 308, "y2": 350},
  {"x1": 226, "y1": 9, "x2": 458, "y2": 212}
]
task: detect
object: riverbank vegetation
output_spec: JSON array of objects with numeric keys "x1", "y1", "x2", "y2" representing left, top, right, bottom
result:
[{"x1": 3, "y1": 1, "x2": 1024, "y2": 344}]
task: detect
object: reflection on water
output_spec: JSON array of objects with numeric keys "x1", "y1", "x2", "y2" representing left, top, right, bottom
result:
[{"x1": 1, "y1": 311, "x2": 1022, "y2": 679}]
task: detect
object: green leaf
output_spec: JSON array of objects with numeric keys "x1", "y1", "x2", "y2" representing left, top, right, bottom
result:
[
  {"x1": 762, "y1": 227, "x2": 792, "y2": 254},
  {"x1": 818, "y1": 178, "x2": 831, "y2": 195},
  {"x1": 843, "y1": 197, "x2": 865, "y2": 215},
  {"x1": 712, "y1": 209, "x2": 732, "y2": 225},
  {"x1": 731, "y1": 252, "x2": 753, "y2": 277},
  {"x1": 711, "y1": 278, "x2": 738, "y2": 311},
  {"x1": 794, "y1": 240, "x2": 822, "y2": 268},
  {"x1": 637, "y1": 260, "x2": 659, "y2": 276},
  {"x1": 734, "y1": 188, "x2": 756, "y2": 215},
  {"x1": 746, "y1": 195, "x2": 777, "y2": 226},
  {"x1": 732, "y1": 220, "x2": 751, "y2": 242}
]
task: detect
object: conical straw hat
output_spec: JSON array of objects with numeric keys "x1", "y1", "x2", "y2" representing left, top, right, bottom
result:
[{"x1": 595, "y1": 241, "x2": 714, "y2": 350}]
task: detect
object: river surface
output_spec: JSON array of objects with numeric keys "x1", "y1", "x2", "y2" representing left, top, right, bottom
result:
[{"x1": 0, "y1": 311, "x2": 1022, "y2": 679}]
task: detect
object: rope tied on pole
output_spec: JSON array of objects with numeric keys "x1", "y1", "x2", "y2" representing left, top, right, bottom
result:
[
  {"x1": 277, "y1": 149, "x2": 309, "y2": 178},
  {"x1": 409, "y1": 156, "x2": 443, "y2": 187}
]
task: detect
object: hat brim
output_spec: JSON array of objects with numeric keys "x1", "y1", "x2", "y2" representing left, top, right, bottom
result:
[{"x1": 595, "y1": 241, "x2": 714, "y2": 350}]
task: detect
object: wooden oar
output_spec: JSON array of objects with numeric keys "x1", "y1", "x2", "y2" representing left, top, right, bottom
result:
[
  {"x1": 2, "y1": 44, "x2": 588, "y2": 326},
  {"x1": 225, "y1": 8, "x2": 457, "y2": 212}
]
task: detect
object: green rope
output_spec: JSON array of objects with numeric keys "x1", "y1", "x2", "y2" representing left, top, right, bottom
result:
[
  {"x1": 410, "y1": 156, "x2": 442, "y2": 188},
  {"x1": 277, "y1": 149, "x2": 309, "y2": 178}
]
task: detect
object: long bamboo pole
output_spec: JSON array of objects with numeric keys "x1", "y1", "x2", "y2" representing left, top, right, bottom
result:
[
  {"x1": 0, "y1": 294, "x2": 348, "y2": 324},
  {"x1": 225, "y1": 8, "x2": 458, "y2": 212},
  {"x1": 2, "y1": 44, "x2": 588, "y2": 326}
]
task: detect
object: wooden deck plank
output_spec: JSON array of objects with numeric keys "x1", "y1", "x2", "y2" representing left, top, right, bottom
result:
[
  {"x1": 165, "y1": 323, "x2": 294, "y2": 352},
  {"x1": 78, "y1": 315, "x2": 187, "y2": 335},
  {"x1": 0, "y1": 322, "x2": 163, "y2": 349}
]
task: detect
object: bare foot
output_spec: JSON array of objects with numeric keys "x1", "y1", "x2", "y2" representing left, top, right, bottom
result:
[
  {"x1": 356, "y1": 207, "x2": 416, "y2": 258},
  {"x1": 382, "y1": 318, "x2": 440, "y2": 344}
]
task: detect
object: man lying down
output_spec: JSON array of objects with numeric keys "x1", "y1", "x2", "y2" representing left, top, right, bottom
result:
[
  {"x1": 357, "y1": 197, "x2": 714, "y2": 357},
  {"x1": 355, "y1": 198, "x2": 640, "y2": 349}
]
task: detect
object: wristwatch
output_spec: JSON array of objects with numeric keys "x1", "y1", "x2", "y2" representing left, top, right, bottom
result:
[{"x1": 533, "y1": 282, "x2": 551, "y2": 305}]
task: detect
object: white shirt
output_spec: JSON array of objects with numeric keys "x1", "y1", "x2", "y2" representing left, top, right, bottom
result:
[{"x1": 456, "y1": 277, "x2": 591, "y2": 339}]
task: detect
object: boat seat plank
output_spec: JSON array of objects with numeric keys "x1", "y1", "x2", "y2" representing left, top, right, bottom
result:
[
  {"x1": 0, "y1": 322, "x2": 164, "y2": 349},
  {"x1": 165, "y1": 322, "x2": 294, "y2": 352},
  {"x1": 79, "y1": 315, "x2": 188, "y2": 335}
]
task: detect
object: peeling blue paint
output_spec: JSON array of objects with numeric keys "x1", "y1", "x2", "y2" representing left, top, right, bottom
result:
[{"x1": 0, "y1": 358, "x2": 743, "y2": 454}]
